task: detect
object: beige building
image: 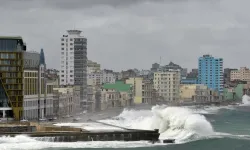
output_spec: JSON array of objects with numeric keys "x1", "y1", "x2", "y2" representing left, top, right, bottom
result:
[
  {"x1": 153, "y1": 70, "x2": 181, "y2": 101},
  {"x1": 230, "y1": 67, "x2": 250, "y2": 82},
  {"x1": 53, "y1": 87, "x2": 80, "y2": 117},
  {"x1": 180, "y1": 84, "x2": 207, "y2": 101},
  {"x1": 87, "y1": 60, "x2": 101, "y2": 74},
  {"x1": 126, "y1": 77, "x2": 154, "y2": 104}
]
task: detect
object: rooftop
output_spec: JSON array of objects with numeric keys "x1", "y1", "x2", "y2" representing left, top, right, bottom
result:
[
  {"x1": 0, "y1": 36, "x2": 23, "y2": 40},
  {"x1": 103, "y1": 81, "x2": 132, "y2": 92}
]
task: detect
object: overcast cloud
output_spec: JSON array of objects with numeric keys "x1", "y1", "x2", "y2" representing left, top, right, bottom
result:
[{"x1": 0, "y1": 0, "x2": 249, "y2": 71}]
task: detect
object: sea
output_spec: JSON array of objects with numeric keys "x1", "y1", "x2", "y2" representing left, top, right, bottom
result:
[{"x1": 1, "y1": 95, "x2": 250, "y2": 150}]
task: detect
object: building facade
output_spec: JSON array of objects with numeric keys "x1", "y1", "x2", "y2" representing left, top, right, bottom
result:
[
  {"x1": 153, "y1": 70, "x2": 181, "y2": 101},
  {"x1": 126, "y1": 77, "x2": 154, "y2": 104},
  {"x1": 53, "y1": 87, "x2": 80, "y2": 117},
  {"x1": 230, "y1": 67, "x2": 250, "y2": 82},
  {"x1": 0, "y1": 36, "x2": 26, "y2": 120},
  {"x1": 198, "y1": 55, "x2": 224, "y2": 93},
  {"x1": 87, "y1": 60, "x2": 100, "y2": 74},
  {"x1": 60, "y1": 30, "x2": 87, "y2": 108},
  {"x1": 180, "y1": 84, "x2": 207, "y2": 101},
  {"x1": 101, "y1": 81, "x2": 133, "y2": 110}
]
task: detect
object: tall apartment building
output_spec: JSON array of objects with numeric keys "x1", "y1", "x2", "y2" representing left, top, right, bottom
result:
[
  {"x1": 153, "y1": 70, "x2": 181, "y2": 101},
  {"x1": 126, "y1": 77, "x2": 154, "y2": 104},
  {"x1": 230, "y1": 67, "x2": 250, "y2": 82},
  {"x1": 60, "y1": 30, "x2": 87, "y2": 108},
  {"x1": 198, "y1": 55, "x2": 223, "y2": 93}
]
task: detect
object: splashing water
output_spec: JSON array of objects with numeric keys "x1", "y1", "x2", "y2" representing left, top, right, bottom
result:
[
  {"x1": 242, "y1": 95, "x2": 250, "y2": 106},
  {"x1": 101, "y1": 105, "x2": 214, "y2": 143}
]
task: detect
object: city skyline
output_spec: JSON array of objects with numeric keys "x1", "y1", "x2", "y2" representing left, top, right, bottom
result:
[{"x1": 1, "y1": 0, "x2": 250, "y2": 71}]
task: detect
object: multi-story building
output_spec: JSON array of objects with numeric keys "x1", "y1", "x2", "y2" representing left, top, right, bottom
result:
[
  {"x1": 87, "y1": 60, "x2": 100, "y2": 74},
  {"x1": 87, "y1": 70, "x2": 116, "y2": 86},
  {"x1": 126, "y1": 77, "x2": 154, "y2": 104},
  {"x1": 230, "y1": 67, "x2": 250, "y2": 82},
  {"x1": 53, "y1": 87, "x2": 80, "y2": 117},
  {"x1": 60, "y1": 30, "x2": 87, "y2": 108},
  {"x1": 22, "y1": 49, "x2": 48, "y2": 120},
  {"x1": 102, "y1": 69, "x2": 116, "y2": 84},
  {"x1": 121, "y1": 69, "x2": 137, "y2": 79},
  {"x1": 153, "y1": 70, "x2": 181, "y2": 101},
  {"x1": 101, "y1": 81, "x2": 133, "y2": 110},
  {"x1": 224, "y1": 68, "x2": 237, "y2": 86},
  {"x1": 0, "y1": 36, "x2": 27, "y2": 120},
  {"x1": 198, "y1": 55, "x2": 224, "y2": 93},
  {"x1": 158, "y1": 62, "x2": 187, "y2": 77},
  {"x1": 151, "y1": 63, "x2": 160, "y2": 72},
  {"x1": 180, "y1": 84, "x2": 207, "y2": 101}
]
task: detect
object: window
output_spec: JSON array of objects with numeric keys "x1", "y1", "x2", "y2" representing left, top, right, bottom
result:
[
  {"x1": 61, "y1": 52, "x2": 64, "y2": 54},
  {"x1": 61, "y1": 48, "x2": 64, "y2": 50},
  {"x1": 61, "y1": 75, "x2": 64, "y2": 77},
  {"x1": 61, "y1": 79, "x2": 64, "y2": 82},
  {"x1": 70, "y1": 48, "x2": 73, "y2": 50},
  {"x1": 61, "y1": 70, "x2": 64, "y2": 73},
  {"x1": 70, "y1": 70, "x2": 73, "y2": 73},
  {"x1": 70, "y1": 43, "x2": 73, "y2": 46},
  {"x1": 61, "y1": 38, "x2": 64, "y2": 41},
  {"x1": 61, "y1": 43, "x2": 64, "y2": 46},
  {"x1": 70, "y1": 38, "x2": 73, "y2": 41}
]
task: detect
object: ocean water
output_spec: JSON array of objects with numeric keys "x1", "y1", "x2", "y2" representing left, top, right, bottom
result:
[{"x1": 1, "y1": 96, "x2": 250, "y2": 150}]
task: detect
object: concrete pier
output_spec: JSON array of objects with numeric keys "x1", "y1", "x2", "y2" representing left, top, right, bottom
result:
[{"x1": 0, "y1": 122, "x2": 160, "y2": 142}]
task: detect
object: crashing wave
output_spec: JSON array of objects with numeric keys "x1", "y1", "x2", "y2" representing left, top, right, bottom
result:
[{"x1": 101, "y1": 105, "x2": 214, "y2": 143}]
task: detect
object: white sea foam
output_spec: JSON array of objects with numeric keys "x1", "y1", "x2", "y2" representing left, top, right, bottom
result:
[
  {"x1": 241, "y1": 95, "x2": 250, "y2": 106},
  {"x1": 0, "y1": 104, "x2": 240, "y2": 149},
  {"x1": 101, "y1": 105, "x2": 214, "y2": 143},
  {"x1": 0, "y1": 135, "x2": 162, "y2": 150}
]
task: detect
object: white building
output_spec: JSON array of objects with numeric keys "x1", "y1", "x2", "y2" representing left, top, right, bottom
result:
[
  {"x1": 87, "y1": 70, "x2": 116, "y2": 86},
  {"x1": 153, "y1": 69, "x2": 181, "y2": 101},
  {"x1": 60, "y1": 30, "x2": 87, "y2": 108},
  {"x1": 102, "y1": 70, "x2": 116, "y2": 84}
]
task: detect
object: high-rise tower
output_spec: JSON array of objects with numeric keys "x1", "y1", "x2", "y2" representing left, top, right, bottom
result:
[{"x1": 60, "y1": 30, "x2": 87, "y2": 108}]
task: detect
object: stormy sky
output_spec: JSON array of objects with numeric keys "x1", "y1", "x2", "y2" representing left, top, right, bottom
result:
[{"x1": 0, "y1": 0, "x2": 249, "y2": 71}]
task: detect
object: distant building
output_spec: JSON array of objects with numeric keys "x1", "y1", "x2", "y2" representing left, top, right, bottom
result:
[
  {"x1": 121, "y1": 69, "x2": 137, "y2": 79},
  {"x1": 180, "y1": 84, "x2": 207, "y2": 101},
  {"x1": 224, "y1": 68, "x2": 237, "y2": 86},
  {"x1": 101, "y1": 81, "x2": 133, "y2": 110},
  {"x1": 53, "y1": 87, "x2": 80, "y2": 117},
  {"x1": 87, "y1": 60, "x2": 100, "y2": 74},
  {"x1": 126, "y1": 77, "x2": 154, "y2": 104},
  {"x1": 60, "y1": 30, "x2": 87, "y2": 108},
  {"x1": 198, "y1": 55, "x2": 223, "y2": 93},
  {"x1": 87, "y1": 69, "x2": 116, "y2": 86},
  {"x1": 151, "y1": 63, "x2": 160, "y2": 72},
  {"x1": 102, "y1": 69, "x2": 116, "y2": 84},
  {"x1": 181, "y1": 77, "x2": 198, "y2": 84},
  {"x1": 157, "y1": 62, "x2": 187, "y2": 77},
  {"x1": 153, "y1": 70, "x2": 181, "y2": 101},
  {"x1": 187, "y1": 69, "x2": 198, "y2": 78},
  {"x1": 230, "y1": 67, "x2": 250, "y2": 82}
]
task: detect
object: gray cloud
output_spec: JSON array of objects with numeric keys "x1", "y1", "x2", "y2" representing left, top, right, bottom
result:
[{"x1": 0, "y1": 0, "x2": 250, "y2": 71}]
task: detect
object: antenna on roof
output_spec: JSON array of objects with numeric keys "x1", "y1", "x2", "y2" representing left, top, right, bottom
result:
[{"x1": 160, "y1": 56, "x2": 162, "y2": 65}]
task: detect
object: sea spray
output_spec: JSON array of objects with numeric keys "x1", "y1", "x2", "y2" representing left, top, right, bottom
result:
[
  {"x1": 101, "y1": 105, "x2": 214, "y2": 143},
  {"x1": 242, "y1": 94, "x2": 250, "y2": 105}
]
